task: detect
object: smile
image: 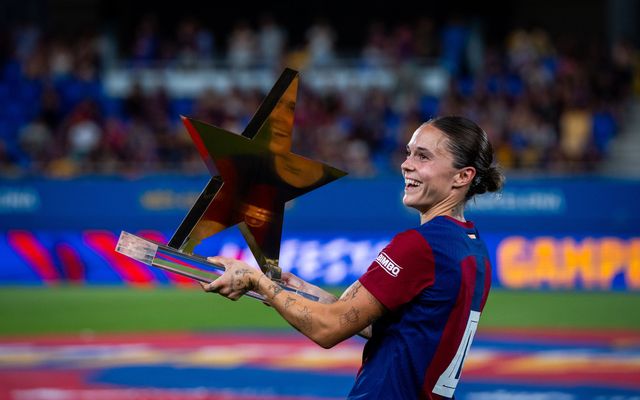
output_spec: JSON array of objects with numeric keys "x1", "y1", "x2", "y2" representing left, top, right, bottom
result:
[{"x1": 405, "y1": 178, "x2": 421, "y2": 188}]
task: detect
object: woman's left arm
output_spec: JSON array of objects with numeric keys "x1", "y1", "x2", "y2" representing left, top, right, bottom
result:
[{"x1": 202, "y1": 256, "x2": 385, "y2": 348}]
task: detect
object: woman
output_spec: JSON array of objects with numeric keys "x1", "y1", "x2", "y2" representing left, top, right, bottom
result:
[{"x1": 203, "y1": 116, "x2": 504, "y2": 399}]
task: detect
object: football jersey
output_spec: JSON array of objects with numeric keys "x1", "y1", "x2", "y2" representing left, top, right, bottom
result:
[{"x1": 348, "y1": 216, "x2": 492, "y2": 400}]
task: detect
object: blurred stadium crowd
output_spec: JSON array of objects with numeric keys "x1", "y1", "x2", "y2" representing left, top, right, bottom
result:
[{"x1": 0, "y1": 15, "x2": 638, "y2": 178}]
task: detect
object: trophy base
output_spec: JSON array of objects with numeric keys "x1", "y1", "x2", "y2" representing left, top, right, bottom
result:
[{"x1": 115, "y1": 231, "x2": 319, "y2": 302}]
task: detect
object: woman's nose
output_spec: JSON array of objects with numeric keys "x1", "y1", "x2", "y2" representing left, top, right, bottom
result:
[{"x1": 401, "y1": 157, "x2": 413, "y2": 171}]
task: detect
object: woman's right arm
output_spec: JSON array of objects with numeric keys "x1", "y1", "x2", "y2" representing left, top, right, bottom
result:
[
  {"x1": 203, "y1": 257, "x2": 385, "y2": 348},
  {"x1": 283, "y1": 272, "x2": 376, "y2": 339}
]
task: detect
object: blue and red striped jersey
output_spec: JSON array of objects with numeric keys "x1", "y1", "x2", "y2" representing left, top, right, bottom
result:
[{"x1": 349, "y1": 215, "x2": 492, "y2": 400}]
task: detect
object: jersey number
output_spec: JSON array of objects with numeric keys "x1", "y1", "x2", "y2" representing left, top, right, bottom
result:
[{"x1": 432, "y1": 310, "x2": 480, "y2": 398}]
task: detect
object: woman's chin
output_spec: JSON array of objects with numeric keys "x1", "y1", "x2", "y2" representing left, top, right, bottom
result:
[
  {"x1": 402, "y1": 197, "x2": 418, "y2": 210},
  {"x1": 403, "y1": 198, "x2": 429, "y2": 214}
]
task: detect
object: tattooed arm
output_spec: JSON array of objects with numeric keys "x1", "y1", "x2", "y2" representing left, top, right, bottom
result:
[
  {"x1": 283, "y1": 273, "x2": 373, "y2": 338},
  {"x1": 202, "y1": 256, "x2": 385, "y2": 348},
  {"x1": 338, "y1": 281, "x2": 376, "y2": 339}
]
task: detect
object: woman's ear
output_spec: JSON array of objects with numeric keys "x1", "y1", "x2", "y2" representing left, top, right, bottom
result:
[{"x1": 453, "y1": 166, "x2": 476, "y2": 188}]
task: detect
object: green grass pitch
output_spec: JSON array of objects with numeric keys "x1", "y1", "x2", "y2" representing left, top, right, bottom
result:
[{"x1": 0, "y1": 286, "x2": 639, "y2": 336}]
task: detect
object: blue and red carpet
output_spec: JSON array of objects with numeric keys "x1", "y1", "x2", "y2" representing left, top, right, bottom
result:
[{"x1": 1, "y1": 329, "x2": 639, "y2": 399}]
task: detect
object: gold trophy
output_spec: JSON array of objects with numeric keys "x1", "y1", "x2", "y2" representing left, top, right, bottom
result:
[{"x1": 115, "y1": 68, "x2": 347, "y2": 301}]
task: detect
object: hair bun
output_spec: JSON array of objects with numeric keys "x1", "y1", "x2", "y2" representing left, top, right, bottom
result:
[{"x1": 479, "y1": 165, "x2": 504, "y2": 194}]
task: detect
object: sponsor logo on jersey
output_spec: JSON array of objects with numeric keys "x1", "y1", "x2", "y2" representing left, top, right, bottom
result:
[{"x1": 375, "y1": 252, "x2": 402, "y2": 277}]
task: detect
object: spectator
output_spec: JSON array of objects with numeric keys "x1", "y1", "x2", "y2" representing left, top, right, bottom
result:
[
  {"x1": 227, "y1": 21, "x2": 256, "y2": 69},
  {"x1": 131, "y1": 15, "x2": 159, "y2": 66},
  {"x1": 176, "y1": 17, "x2": 214, "y2": 67},
  {"x1": 256, "y1": 14, "x2": 286, "y2": 68},
  {"x1": 305, "y1": 19, "x2": 336, "y2": 67},
  {"x1": 0, "y1": 17, "x2": 634, "y2": 178}
]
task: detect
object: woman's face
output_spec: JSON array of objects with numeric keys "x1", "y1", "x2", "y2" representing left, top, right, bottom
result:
[
  {"x1": 268, "y1": 83, "x2": 297, "y2": 155},
  {"x1": 401, "y1": 124, "x2": 459, "y2": 213}
]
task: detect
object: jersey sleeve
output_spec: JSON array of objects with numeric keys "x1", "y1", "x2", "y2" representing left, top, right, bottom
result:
[{"x1": 359, "y1": 229, "x2": 435, "y2": 311}]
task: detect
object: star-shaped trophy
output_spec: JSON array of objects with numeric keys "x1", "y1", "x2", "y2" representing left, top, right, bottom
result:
[{"x1": 115, "y1": 68, "x2": 347, "y2": 301}]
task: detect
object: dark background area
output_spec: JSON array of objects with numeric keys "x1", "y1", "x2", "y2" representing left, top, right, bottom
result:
[{"x1": 1, "y1": 0, "x2": 636, "y2": 54}]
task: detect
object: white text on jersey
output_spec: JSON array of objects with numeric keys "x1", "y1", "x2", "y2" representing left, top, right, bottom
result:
[{"x1": 375, "y1": 252, "x2": 402, "y2": 277}]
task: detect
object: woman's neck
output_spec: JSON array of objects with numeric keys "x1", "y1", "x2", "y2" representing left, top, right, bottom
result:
[{"x1": 420, "y1": 198, "x2": 465, "y2": 225}]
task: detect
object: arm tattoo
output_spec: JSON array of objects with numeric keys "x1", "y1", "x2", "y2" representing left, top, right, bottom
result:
[
  {"x1": 339, "y1": 307, "x2": 360, "y2": 327},
  {"x1": 296, "y1": 306, "x2": 312, "y2": 332},
  {"x1": 341, "y1": 281, "x2": 362, "y2": 302},
  {"x1": 284, "y1": 295, "x2": 297, "y2": 310},
  {"x1": 267, "y1": 283, "x2": 283, "y2": 299}
]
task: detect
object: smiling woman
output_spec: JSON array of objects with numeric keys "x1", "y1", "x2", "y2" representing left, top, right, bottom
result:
[
  {"x1": 402, "y1": 116, "x2": 504, "y2": 222},
  {"x1": 203, "y1": 115, "x2": 504, "y2": 400}
]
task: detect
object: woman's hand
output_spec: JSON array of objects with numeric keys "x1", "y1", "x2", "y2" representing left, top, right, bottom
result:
[
  {"x1": 200, "y1": 256, "x2": 265, "y2": 301},
  {"x1": 281, "y1": 272, "x2": 338, "y2": 304},
  {"x1": 281, "y1": 271, "x2": 305, "y2": 290}
]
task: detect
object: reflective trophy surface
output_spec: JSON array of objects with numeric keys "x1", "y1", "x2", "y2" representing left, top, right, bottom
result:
[{"x1": 115, "y1": 68, "x2": 347, "y2": 302}]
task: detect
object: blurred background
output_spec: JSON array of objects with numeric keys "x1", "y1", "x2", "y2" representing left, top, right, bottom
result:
[{"x1": 1, "y1": 0, "x2": 639, "y2": 399}]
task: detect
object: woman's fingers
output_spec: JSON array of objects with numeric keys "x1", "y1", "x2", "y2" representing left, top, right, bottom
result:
[
  {"x1": 200, "y1": 277, "x2": 243, "y2": 300},
  {"x1": 282, "y1": 271, "x2": 304, "y2": 289},
  {"x1": 200, "y1": 281, "x2": 219, "y2": 293},
  {"x1": 207, "y1": 256, "x2": 233, "y2": 267},
  {"x1": 201, "y1": 257, "x2": 256, "y2": 301}
]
